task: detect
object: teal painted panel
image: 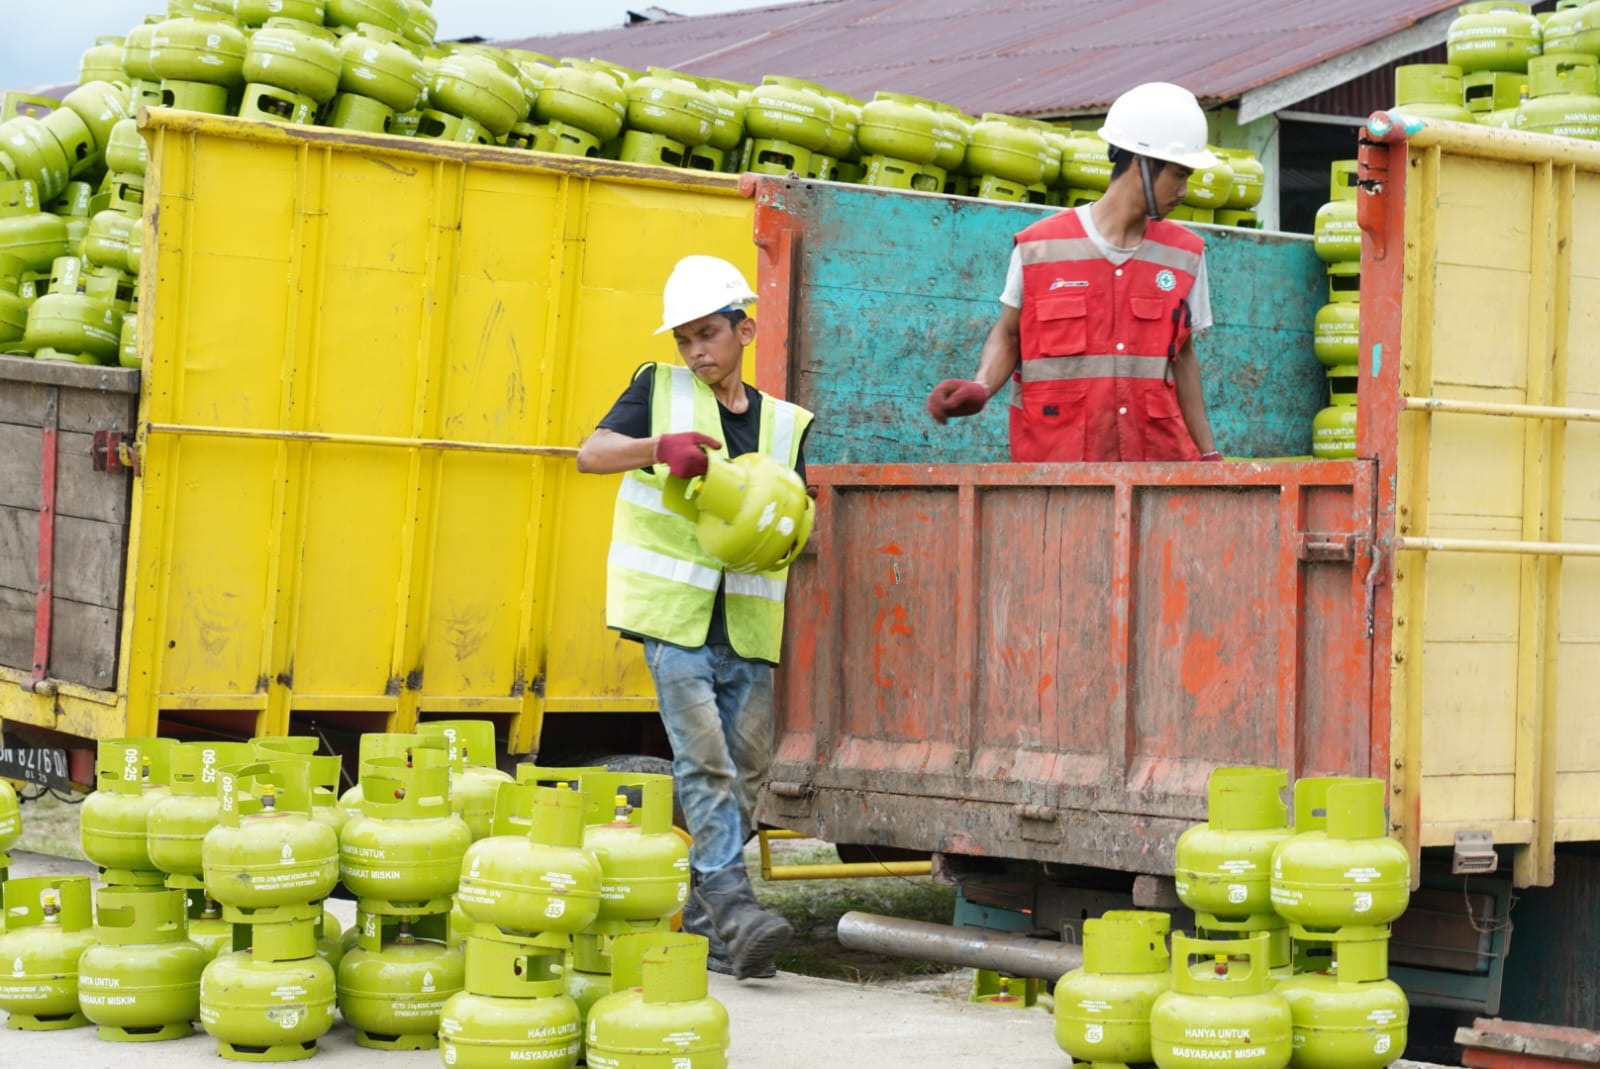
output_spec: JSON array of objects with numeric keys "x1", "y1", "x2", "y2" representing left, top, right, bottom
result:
[{"x1": 770, "y1": 182, "x2": 1328, "y2": 464}]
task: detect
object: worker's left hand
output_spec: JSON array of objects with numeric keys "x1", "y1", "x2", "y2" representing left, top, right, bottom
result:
[
  {"x1": 926, "y1": 380, "x2": 990, "y2": 424},
  {"x1": 1198, "y1": 450, "x2": 1223, "y2": 461}
]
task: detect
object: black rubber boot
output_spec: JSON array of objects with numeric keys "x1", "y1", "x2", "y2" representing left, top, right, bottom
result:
[{"x1": 692, "y1": 865, "x2": 791, "y2": 980}]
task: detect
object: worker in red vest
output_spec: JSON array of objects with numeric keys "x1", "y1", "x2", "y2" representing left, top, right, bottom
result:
[{"x1": 926, "y1": 81, "x2": 1223, "y2": 462}]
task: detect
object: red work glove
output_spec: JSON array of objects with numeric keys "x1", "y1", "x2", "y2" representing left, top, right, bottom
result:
[
  {"x1": 655, "y1": 431, "x2": 722, "y2": 479},
  {"x1": 926, "y1": 380, "x2": 990, "y2": 425}
]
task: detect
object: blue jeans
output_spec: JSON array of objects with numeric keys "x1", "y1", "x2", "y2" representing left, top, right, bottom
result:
[{"x1": 644, "y1": 639, "x2": 775, "y2": 876}]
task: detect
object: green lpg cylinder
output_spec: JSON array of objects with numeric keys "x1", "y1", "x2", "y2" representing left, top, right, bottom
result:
[
  {"x1": 662, "y1": 451, "x2": 814, "y2": 575},
  {"x1": 81, "y1": 736, "x2": 175, "y2": 885},
  {"x1": 0, "y1": 876, "x2": 96, "y2": 1029},
  {"x1": 1175, "y1": 767, "x2": 1293, "y2": 920},
  {"x1": 1464, "y1": 70, "x2": 1528, "y2": 125},
  {"x1": 427, "y1": 50, "x2": 527, "y2": 139},
  {"x1": 1313, "y1": 262, "x2": 1361, "y2": 368},
  {"x1": 1150, "y1": 933, "x2": 1293, "y2": 1069},
  {"x1": 584, "y1": 932, "x2": 729, "y2": 1069},
  {"x1": 581, "y1": 773, "x2": 691, "y2": 925},
  {"x1": 240, "y1": 18, "x2": 342, "y2": 123},
  {"x1": 201, "y1": 761, "x2": 339, "y2": 917},
  {"x1": 1219, "y1": 148, "x2": 1265, "y2": 210},
  {"x1": 534, "y1": 62, "x2": 628, "y2": 156},
  {"x1": 856, "y1": 90, "x2": 942, "y2": 176},
  {"x1": 83, "y1": 210, "x2": 137, "y2": 274},
  {"x1": 0, "y1": 118, "x2": 71, "y2": 204},
  {"x1": 1312, "y1": 367, "x2": 1360, "y2": 460},
  {"x1": 148, "y1": 14, "x2": 249, "y2": 114},
  {"x1": 0, "y1": 253, "x2": 29, "y2": 348},
  {"x1": 1276, "y1": 939, "x2": 1407, "y2": 1069},
  {"x1": 1060, "y1": 130, "x2": 1113, "y2": 193},
  {"x1": 744, "y1": 75, "x2": 835, "y2": 177},
  {"x1": 1054, "y1": 910, "x2": 1172, "y2": 1067},
  {"x1": 565, "y1": 930, "x2": 616, "y2": 1043},
  {"x1": 458, "y1": 782, "x2": 603, "y2": 934},
  {"x1": 966, "y1": 113, "x2": 1052, "y2": 201},
  {"x1": 1544, "y1": 0, "x2": 1600, "y2": 56},
  {"x1": 439, "y1": 931, "x2": 583, "y2": 1068},
  {"x1": 328, "y1": 23, "x2": 427, "y2": 133},
  {"x1": 199, "y1": 918, "x2": 337, "y2": 1062},
  {"x1": 1313, "y1": 160, "x2": 1360, "y2": 264},
  {"x1": 1447, "y1": 2, "x2": 1543, "y2": 74},
  {"x1": 1181, "y1": 151, "x2": 1235, "y2": 211},
  {"x1": 1270, "y1": 778, "x2": 1410, "y2": 935},
  {"x1": 1393, "y1": 64, "x2": 1475, "y2": 123},
  {"x1": 1516, "y1": 54, "x2": 1600, "y2": 138},
  {"x1": 813, "y1": 88, "x2": 863, "y2": 180},
  {"x1": 337, "y1": 911, "x2": 463, "y2": 1050},
  {"x1": 148, "y1": 740, "x2": 256, "y2": 890},
  {"x1": 338, "y1": 753, "x2": 470, "y2": 913},
  {"x1": 622, "y1": 67, "x2": 717, "y2": 167},
  {"x1": 0, "y1": 776, "x2": 19, "y2": 881},
  {"x1": 26, "y1": 257, "x2": 122, "y2": 365},
  {"x1": 81, "y1": 36, "x2": 129, "y2": 86},
  {"x1": 0, "y1": 180, "x2": 72, "y2": 273},
  {"x1": 416, "y1": 718, "x2": 512, "y2": 840},
  {"x1": 78, "y1": 886, "x2": 207, "y2": 1042},
  {"x1": 689, "y1": 77, "x2": 748, "y2": 171}
]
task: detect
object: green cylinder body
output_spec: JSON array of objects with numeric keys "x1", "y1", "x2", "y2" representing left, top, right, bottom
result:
[
  {"x1": 458, "y1": 785, "x2": 603, "y2": 933},
  {"x1": 1517, "y1": 55, "x2": 1600, "y2": 138},
  {"x1": 148, "y1": 16, "x2": 248, "y2": 88},
  {"x1": 79, "y1": 887, "x2": 207, "y2": 1041},
  {"x1": 0, "y1": 876, "x2": 97, "y2": 1029},
  {"x1": 1150, "y1": 933, "x2": 1293, "y2": 1069},
  {"x1": 438, "y1": 989, "x2": 582, "y2": 1068},
  {"x1": 745, "y1": 76, "x2": 834, "y2": 152},
  {"x1": 327, "y1": 0, "x2": 409, "y2": 33},
  {"x1": 0, "y1": 778, "x2": 19, "y2": 859},
  {"x1": 244, "y1": 20, "x2": 342, "y2": 103},
  {"x1": 1545, "y1": 0, "x2": 1600, "y2": 56},
  {"x1": 1278, "y1": 972, "x2": 1408, "y2": 1069},
  {"x1": 1447, "y1": 2, "x2": 1544, "y2": 74},
  {"x1": 1313, "y1": 366, "x2": 1360, "y2": 461},
  {"x1": 1054, "y1": 910, "x2": 1171, "y2": 1065},
  {"x1": 431, "y1": 52, "x2": 526, "y2": 136},
  {"x1": 148, "y1": 740, "x2": 254, "y2": 882},
  {"x1": 1313, "y1": 205, "x2": 1359, "y2": 264},
  {"x1": 337, "y1": 25, "x2": 425, "y2": 112},
  {"x1": 1174, "y1": 767, "x2": 1292, "y2": 918},
  {"x1": 81, "y1": 737, "x2": 173, "y2": 879},
  {"x1": 337, "y1": 757, "x2": 471, "y2": 908},
  {"x1": 336, "y1": 938, "x2": 464, "y2": 1049},
  {"x1": 1393, "y1": 64, "x2": 1476, "y2": 122},
  {"x1": 584, "y1": 932, "x2": 729, "y2": 1069},
  {"x1": 201, "y1": 763, "x2": 340, "y2": 911},
  {"x1": 198, "y1": 951, "x2": 337, "y2": 1060},
  {"x1": 1271, "y1": 778, "x2": 1411, "y2": 932},
  {"x1": 1314, "y1": 262, "x2": 1361, "y2": 369}
]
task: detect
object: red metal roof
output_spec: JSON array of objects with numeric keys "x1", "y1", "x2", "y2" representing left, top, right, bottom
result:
[{"x1": 500, "y1": 0, "x2": 1466, "y2": 116}]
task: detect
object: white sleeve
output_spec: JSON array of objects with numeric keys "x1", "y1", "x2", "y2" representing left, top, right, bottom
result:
[
  {"x1": 1187, "y1": 254, "x2": 1213, "y2": 333},
  {"x1": 1000, "y1": 245, "x2": 1023, "y2": 308}
]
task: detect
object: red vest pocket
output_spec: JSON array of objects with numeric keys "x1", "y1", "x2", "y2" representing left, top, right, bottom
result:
[
  {"x1": 1012, "y1": 381, "x2": 1090, "y2": 462},
  {"x1": 1135, "y1": 382, "x2": 1199, "y2": 461},
  {"x1": 1031, "y1": 293, "x2": 1090, "y2": 356}
]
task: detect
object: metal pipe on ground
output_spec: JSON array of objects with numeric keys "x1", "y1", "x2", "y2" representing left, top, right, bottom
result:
[{"x1": 836, "y1": 911, "x2": 1083, "y2": 981}]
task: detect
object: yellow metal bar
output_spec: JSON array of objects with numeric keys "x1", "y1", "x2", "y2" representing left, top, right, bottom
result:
[
  {"x1": 1419, "y1": 818, "x2": 1534, "y2": 847},
  {"x1": 1397, "y1": 112, "x2": 1600, "y2": 167},
  {"x1": 541, "y1": 698, "x2": 661, "y2": 714},
  {"x1": 144, "y1": 422, "x2": 580, "y2": 458},
  {"x1": 1396, "y1": 536, "x2": 1600, "y2": 557},
  {"x1": 1402, "y1": 396, "x2": 1600, "y2": 422},
  {"x1": 756, "y1": 829, "x2": 933, "y2": 881},
  {"x1": 285, "y1": 696, "x2": 400, "y2": 713}
]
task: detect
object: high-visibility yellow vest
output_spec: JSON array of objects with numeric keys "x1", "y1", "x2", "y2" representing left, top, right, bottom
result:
[{"x1": 606, "y1": 363, "x2": 813, "y2": 663}]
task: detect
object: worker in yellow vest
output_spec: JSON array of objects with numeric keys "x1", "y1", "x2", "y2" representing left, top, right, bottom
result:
[{"x1": 577, "y1": 255, "x2": 814, "y2": 980}]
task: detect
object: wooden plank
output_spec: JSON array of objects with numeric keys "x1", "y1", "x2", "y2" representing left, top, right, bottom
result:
[
  {"x1": 0, "y1": 353, "x2": 138, "y2": 394},
  {"x1": 0, "y1": 506, "x2": 128, "y2": 608},
  {"x1": 0, "y1": 371, "x2": 140, "y2": 433},
  {"x1": 0, "y1": 424, "x2": 131, "y2": 523},
  {"x1": 0, "y1": 586, "x2": 118, "y2": 690},
  {"x1": 1472, "y1": 1020, "x2": 1600, "y2": 1063}
]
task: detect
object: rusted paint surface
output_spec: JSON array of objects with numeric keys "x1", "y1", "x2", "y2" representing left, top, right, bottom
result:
[{"x1": 768, "y1": 462, "x2": 1377, "y2": 875}]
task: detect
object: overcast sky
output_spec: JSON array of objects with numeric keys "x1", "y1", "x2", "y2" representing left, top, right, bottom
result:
[{"x1": 0, "y1": 1, "x2": 801, "y2": 90}]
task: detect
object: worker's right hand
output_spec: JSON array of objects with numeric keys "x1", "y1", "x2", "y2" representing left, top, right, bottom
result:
[
  {"x1": 926, "y1": 380, "x2": 990, "y2": 425},
  {"x1": 655, "y1": 431, "x2": 723, "y2": 479}
]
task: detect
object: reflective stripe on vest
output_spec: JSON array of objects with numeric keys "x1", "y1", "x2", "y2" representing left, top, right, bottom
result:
[
  {"x1": 1019, "y1": 353, "x2": 1173, "y2": 383},
  {"x1": 606, "y1": 363, "x2": 813, "y2": 662}
]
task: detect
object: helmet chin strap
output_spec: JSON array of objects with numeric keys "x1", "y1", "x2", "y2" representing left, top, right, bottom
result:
[{"x1": 1138, "y1": 156, "x2": 1163, "y2": 220}]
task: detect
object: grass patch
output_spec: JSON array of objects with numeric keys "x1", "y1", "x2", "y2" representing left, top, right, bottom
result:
[{"x1": 11, "y1": 790, "x2": 86, "y2": 860}]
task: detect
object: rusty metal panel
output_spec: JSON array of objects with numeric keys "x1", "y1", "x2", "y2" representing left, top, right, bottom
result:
[{"x1": 772, "y1": 462, "x2": 1377, "y2": 875}]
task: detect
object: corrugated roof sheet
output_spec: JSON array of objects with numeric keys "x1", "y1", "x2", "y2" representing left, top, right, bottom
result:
[{"x1": 499, "y1": 0, "x2": 1465, "y2": 116}]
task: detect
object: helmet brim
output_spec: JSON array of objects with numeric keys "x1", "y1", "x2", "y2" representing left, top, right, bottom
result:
[{"x1": 1098, "y1": 127, "x2": 1220, "y2": 171}]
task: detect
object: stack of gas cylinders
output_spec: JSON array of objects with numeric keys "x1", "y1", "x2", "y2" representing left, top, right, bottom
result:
[
  {"x1": 0, "y1": 726, "x2": 729, "y2": 1066},
  {"x1": 1055, "y1": 766, "x2": 1411, "y2": 1069},
  {"x1": 0, "y1": 0, "x2": 1269, "y2": 236},
  {"x1": 1311, "y1": 159, "x2": 1361, "y2": 460},
  {"x1": 1392, "y1": 2, "x2": 1600, "y2": 139}
]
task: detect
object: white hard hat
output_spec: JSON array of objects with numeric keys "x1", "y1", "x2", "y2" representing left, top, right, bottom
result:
[
  {"x1": 655, "y1": 255, "x2": 757, "y2": 335},
  {"x1": 1097, "y1": 82, "x2": 1219, "y2": 171}
]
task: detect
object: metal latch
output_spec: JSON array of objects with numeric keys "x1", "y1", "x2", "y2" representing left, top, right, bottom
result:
[
  {"x1": 91, "y1": 431, "x2": 138, "y2": 474},
  {"x1": 1018, "y1": 802, "x2": 1060, "y2": 842},
  {"x1": 1297, "y1": 532, "x2": 1357, "y2": 562},
  {"x1": 1452, "y1": 829, "x2": 1498, "y2": 875}
]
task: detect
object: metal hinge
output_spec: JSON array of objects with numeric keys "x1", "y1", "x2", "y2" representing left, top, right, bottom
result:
[
  {"x1": 91, "y1": 431, "x2": 138, "y2": 475},
  {"x1": 1453, "y1": 829, "x2": 1499, "y2": 875}
]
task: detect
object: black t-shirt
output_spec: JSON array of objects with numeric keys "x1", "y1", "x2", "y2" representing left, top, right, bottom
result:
[{"x1": 598, "y1": 367, "x2": 809, "y2": 657}]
